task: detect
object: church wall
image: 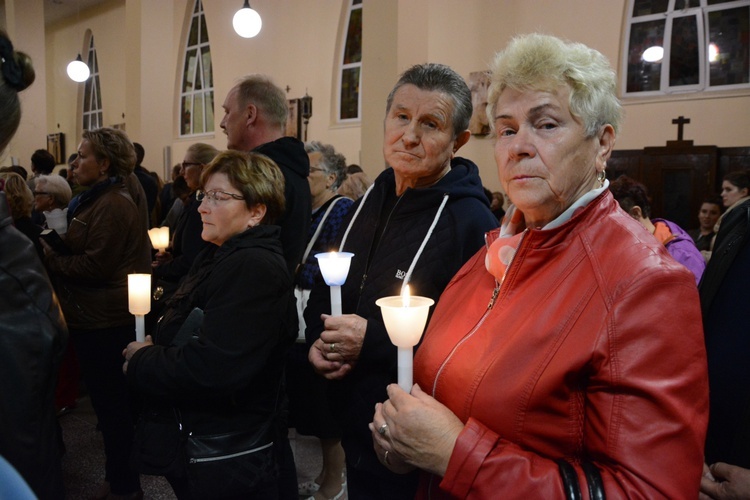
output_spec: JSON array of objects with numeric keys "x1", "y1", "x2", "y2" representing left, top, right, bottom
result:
[{"x1": 6, "y1": 0, "x2": 746, "y2": 191}]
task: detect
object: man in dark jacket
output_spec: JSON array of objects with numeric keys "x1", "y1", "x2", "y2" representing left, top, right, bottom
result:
[
  {"x1": 700, "y1": 198, "x2": 750, "y2": 471},
  {"x1": 0, "y1": 187, "x2": 67, "y2": 499},
  {"x1": 305, "y1": 63, "x2": 499, "y2": 499},
  {"x1": 220, "y1": 75, "x2": 311, "y2": 274}
]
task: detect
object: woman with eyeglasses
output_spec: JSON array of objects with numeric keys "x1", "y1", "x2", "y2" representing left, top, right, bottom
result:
[
  {"x1": 124, "y1": 150, "x2": 297, "y2": 499},
  {"x1": 150, "y1": 143, "x2": 219, "y2": 323},
  {"x1": 152, "y1": 144, "x2": 218, "y2": 283}
]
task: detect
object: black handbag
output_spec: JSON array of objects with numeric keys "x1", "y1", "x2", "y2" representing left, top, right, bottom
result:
[{"x1": 183, "y1": 421, "x2": 278, "y2": 498}]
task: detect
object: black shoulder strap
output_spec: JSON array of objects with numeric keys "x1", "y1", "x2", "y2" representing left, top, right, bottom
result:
[
  {"x1": 558, "y1": 460, "x2": 582, "y2": 500},
  {"x1": 582, "y1": 461, "x2": 606, "y2": 500}
]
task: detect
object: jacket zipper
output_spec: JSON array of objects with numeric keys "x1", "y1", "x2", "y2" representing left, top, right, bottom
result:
[
  {"x1": 431, "y1": 229, "x2": 527, "y2": 397},
  {"x1": 187, "y1": 441, "x2": 273, "y2": 464},
  {"x1": 357, "y1": 192, "x2": 405, "y2": 301},
  {"x1": 427, "y1": 231, "x2": 526, "y2": 499}
]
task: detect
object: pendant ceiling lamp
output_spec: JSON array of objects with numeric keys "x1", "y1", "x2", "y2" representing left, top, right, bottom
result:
[
  {"x1": 67, "y1": 1, "x2": 90, "y2": 82},
  {"x1": 67, "y1": 53, "x2": 90, "y2": 82},
  {"x1": 233, "y1": 0, "x2": 262, "y2": 38}
]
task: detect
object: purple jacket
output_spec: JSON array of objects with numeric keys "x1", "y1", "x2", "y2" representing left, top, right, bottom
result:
[{"x1": 654, "y1": 218, "x2": 705, "y2": 285}]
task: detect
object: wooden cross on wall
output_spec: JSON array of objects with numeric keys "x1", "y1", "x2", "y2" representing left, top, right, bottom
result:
[{"x1": 667, "y1": 115, "x2": 694, "y2": 147}]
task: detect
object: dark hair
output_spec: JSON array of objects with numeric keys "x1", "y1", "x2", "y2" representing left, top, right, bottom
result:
[
  {"x1": 31, "y1": 149, "x2": 56, "y2": 174},
  {"x1": 201, "y1": 150, "x2": 286, "y2": 225},
  {"x1": 723, "y1": 170, "x2": 750, "y2": 194},
  {"x1": 386, "y1": 63, "x2": 472, "y2": 138},
  {"x1": 609, "y1": 175, "x2": 651, "y2": 218},
  {"x1": 304, "y1": 141, "x2": 348, "y2": 190},
  {"x1": 346, "y1": 164, "x2": 363, "y2": 174},
  {"x1": 133, "y1": 142, "x2": 145, "y2": 165},
  {"x1": 702, "y1": 195, "x2": 724, "y2": 213},
  {"x1": 0, "y1": 165, "x2": 27, "y2": 180},
  {"x1": 0, "y1": 31, "x2": 35, "y2": 152}
]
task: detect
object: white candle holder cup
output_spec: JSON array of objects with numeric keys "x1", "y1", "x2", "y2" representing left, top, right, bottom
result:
[
  {"x1": 376, "y1": 294, "x2": 434, "y2": 392},
  {"x1": 315, "y1": 252, "x2": 354, "y2": 317},
  {"x1": 128, "y1": 273, "x2": 151, "y2": 342},
  {"x1": 147, "y1": 226, "x2": 170, "y2": 253}
]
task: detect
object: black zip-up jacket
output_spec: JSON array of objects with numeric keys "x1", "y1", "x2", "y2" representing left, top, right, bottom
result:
[{"x1": 305, "y1": 157, "x2": 498, "y2": 478}]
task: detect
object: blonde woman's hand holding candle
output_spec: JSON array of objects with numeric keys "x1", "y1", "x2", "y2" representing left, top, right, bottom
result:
[{"x1": 370, "y1": 383, "x2": 463, "y2": 477}]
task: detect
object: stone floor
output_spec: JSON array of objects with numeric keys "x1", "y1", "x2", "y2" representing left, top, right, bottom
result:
[{"x1": 59, "y1": 396, "x2": 333, "y2": 499}]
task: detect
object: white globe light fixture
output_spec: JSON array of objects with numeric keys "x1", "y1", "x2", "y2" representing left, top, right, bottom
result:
[
  {"x1": 67, "y1": 54, "x2": 90, "y2": 82},
  {"x1": 233, "y1": 0, "x2": 262, "y2": 38}
]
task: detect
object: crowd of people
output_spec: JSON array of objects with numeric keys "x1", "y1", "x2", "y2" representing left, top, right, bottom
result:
[{"x1": 1, "y1": 27, "x2": 750, "y2": 500}]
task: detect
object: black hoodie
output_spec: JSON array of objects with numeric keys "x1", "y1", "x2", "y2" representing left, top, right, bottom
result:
[
  {"x1": 305, "y1": 156, "x2": 498, "y2": 481},
  {"x1": 254, "y1": 136, "x2": 312, "y2": 274}
]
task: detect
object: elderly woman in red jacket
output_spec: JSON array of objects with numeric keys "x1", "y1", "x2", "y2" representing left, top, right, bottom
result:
[{"x1": 371, "y1": 33, "x2": 709, "y2": 499}]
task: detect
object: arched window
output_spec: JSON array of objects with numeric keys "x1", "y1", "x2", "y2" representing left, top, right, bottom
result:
[
  {"x1": 338, "y1": 0, "x2": 362, "y2": 122},
  {"x1": 179, "y1": 0, "x2": 214, "y2": 136},
  {"x1": 622, "y1": 0, "x2": 749, "y2": 97},
  {"x1": 82, "y1": 33, "x2": 103, "y2": 131}
]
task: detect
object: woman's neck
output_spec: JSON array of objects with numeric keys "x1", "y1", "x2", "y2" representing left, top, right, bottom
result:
[{"x1": 312, "y1": 189, "x2": 335, "y2": 211}]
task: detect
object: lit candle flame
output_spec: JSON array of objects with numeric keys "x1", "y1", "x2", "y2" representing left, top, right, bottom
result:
[{"x1": 402, "y1": 284, "x2": 410, "y2": 308}]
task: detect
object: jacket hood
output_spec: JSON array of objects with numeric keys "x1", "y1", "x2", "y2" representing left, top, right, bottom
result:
[
  {"x1": 376, "y1": 156, "x2": 491, "y2": 207},
  {"x1": 254, "y1": 136, "x2": 310, "y2": 180}
]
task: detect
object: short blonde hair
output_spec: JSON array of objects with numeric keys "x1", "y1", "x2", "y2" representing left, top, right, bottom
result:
[
  {"x1": 487, "y1": 33, "x2": 622, "y2": 136},
  {"x1": 0, "y1": 172, "x2": 33, "y2": 218},
  {"x1": 82, "y1": 128, "x2": 136, "y2": 178},
  {"x1": 201, "y1": 150, "x2": 285, "y2": 224}
]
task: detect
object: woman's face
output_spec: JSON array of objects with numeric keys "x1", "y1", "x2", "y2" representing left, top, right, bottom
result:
[
  {"x1": 33, "y1": 183, "x2": 56, "y2": 212},
  {"x1": 181, "y1": 154, "x2": 203, "y2": 191},
  {"x1": 492, "y1": 86, "x2": 614, "y2": 228},
  {"x1": 307, "y1": 151, "x2": 335, "y2": 208},
  {"x1": 71, "y1": 139, "x2": 108, "y2": 187},
  {"x1": 383, "y1": 84, "x2": 466, "y2": 190},
  {"x1": 721, "y1": 180, "x2": 748, "y2": 208},
  {"x1": 698, "y1": 202, "x2": 721, "y2": 231},
  {"x1": 198, "y1": 172, "x2": 255, "y2": 246}
]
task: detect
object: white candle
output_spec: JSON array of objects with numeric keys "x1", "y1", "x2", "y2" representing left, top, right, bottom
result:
[
  {"x1": 376, "y1": 285, "x2": 434, "y2": 392},
  {"x1": 315, "y1": 251, "x2": 354, "y2": 317},
  {"x1": 147, "y1": 226, "x2": 170, "y2": 252},
  {"x1": 128, "y1": 273, "x2": 151, "y2": 342}
]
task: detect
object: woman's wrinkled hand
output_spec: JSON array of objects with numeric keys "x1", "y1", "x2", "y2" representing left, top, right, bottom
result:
[
  {"x1": 122, "y1": 335, "x2": 154, "y2": 374},
  {"x1": 370, "y1": 383, "x2": 464, "y2": 477},
  {"x1": 307, "y1": 313, "x2": 366, "y2": 380}
]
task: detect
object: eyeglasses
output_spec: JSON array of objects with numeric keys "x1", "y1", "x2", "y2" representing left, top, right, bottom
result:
[
  {"x1": 181, "y1": 161, "x2": 202, "y2": 169},
  {"x1": 309, "y1": 166, "x2": 327, "y2": 174},
  {"x1": 196, "y1": 189, "x2": 245, "y2": 204},
  {"x1": 33, "y1": 191, "x2": 51, "y2": 196}
]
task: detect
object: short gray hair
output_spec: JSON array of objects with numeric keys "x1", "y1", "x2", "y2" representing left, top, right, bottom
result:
[
  {"x1": 35, "y1": 174, "x2": 72, "y2": 208},
  {"x1": 385, "y1": 63, "x2": 472, "y2": 138},
  {"x1": 487, "y1": 33, "x2": 623, "y2": 136},
  {"x1": 304, "y1": 141, "x2": 348, "y2": 190},
  {"x1": 235, "y1": 75, "x2": 288, "y2": 128}
]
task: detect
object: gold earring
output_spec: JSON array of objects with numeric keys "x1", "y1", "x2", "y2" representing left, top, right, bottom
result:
[{"x1": 596, "y1": 169, "x2": 606, "y2": 187}]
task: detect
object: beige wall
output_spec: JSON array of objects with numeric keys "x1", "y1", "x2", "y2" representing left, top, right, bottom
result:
[{"x1": 1, "y1": 0, "x2": 747, "y2": 190}]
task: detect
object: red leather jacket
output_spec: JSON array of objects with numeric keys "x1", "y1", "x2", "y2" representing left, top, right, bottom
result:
[{"x1": 414, "y1": 192, "x2": 708, "y2": 499}]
